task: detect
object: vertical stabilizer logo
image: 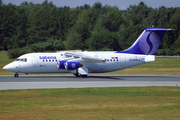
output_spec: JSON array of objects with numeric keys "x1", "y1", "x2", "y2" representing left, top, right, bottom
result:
[{"x1": 139, "y1": 32, "x2": 161, "y2": 55}]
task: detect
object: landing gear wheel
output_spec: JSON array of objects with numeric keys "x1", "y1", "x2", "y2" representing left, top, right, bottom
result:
[
  {"x1": 14, "y1": 73, "x2": 19, "y2": 78},
  {"x1": 74, "y1": 72, "x2": 80, "y2": 77},
  {"x1": 76, "y1": 74, "x2": 80, "y2": 77},
  {"x1": 81, "y1": 75, "x2": 87, "y2": 78},
  {"x1": 74, "y1": 69, "x2": 80, "y2": 77}
]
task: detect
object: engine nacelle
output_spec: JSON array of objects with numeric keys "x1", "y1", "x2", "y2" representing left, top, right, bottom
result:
[
  {"x1": 64, "y1": 61, "x2": 80, "y2": 70},
  {"x1": 58, "y1": 60, "x2": 67, "y2": 69}
]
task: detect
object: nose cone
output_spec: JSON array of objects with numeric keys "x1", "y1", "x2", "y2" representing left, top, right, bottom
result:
[
  {"x1": 3, "y1": 62, "x2": 17, "y2": 72},
  {"x1": 3, "y1": 64, "x2": 12, "y2": 71},
  {"x1": 3, "y1": 65, "x2": 8, "y2": 70}
]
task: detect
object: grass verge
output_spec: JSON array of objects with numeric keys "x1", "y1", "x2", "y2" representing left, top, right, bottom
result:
[{"x1": 0, "y1": 87, "x2": 180, "y2": 120}]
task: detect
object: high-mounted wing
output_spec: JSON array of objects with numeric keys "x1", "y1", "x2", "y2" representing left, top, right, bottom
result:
[{"x1": 64, "y1": 52, "x2": 105, "y2": 63}]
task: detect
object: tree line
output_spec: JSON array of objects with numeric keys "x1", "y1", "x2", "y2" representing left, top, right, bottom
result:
[{"x1": 0, "y1": 0, "x2": 180, "y2": 58}]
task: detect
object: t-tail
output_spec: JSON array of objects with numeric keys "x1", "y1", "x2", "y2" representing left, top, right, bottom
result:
[{"x1": 117, "y1": 27, "x2": 173, "y2": 55}]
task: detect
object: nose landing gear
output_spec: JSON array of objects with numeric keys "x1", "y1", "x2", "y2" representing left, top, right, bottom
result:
[{"x1": 14, "y1": 73, "x2": 19, "y2": 77}]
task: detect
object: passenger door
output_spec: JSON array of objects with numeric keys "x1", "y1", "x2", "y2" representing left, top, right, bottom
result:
[{"x1": 32, "y1": 55, "x2": 38, "y2": 67}]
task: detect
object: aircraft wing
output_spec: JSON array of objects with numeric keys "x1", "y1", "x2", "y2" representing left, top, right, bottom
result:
[{"x1": 64, "y1": 52, "x2": 105, "y2": 63}]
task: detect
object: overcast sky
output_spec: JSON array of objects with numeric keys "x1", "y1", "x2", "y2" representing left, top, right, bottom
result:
[{"x1": 2, "y1": 0, "x2": 180, "y2": 10}]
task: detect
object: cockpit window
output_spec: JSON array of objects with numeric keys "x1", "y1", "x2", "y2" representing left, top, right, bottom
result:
[
  {"x1": 15, "y1": 58, "x2": 27, "y2": 62},
  {"x1": 16, "y1": 58, "x2": 20, "y2": 61},
  {"x1": 24, "y1": 58, "x2": 27, "y2": 62}
]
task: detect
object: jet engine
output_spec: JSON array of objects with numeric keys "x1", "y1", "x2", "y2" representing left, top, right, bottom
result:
[
  {"x1": 64, "y1": 61, "x2": 82, "y2": 70},
  {"x1": 57, "y1": 60, "x2": 67, "y2": 69},
  {"x1": 57, "y1": 60, "x2": 83, "y2": 70}
]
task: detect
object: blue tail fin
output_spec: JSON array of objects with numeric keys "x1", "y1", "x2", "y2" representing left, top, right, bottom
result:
[{"x1": 117, "y1": 27, "x2": 172, "y2": 55}]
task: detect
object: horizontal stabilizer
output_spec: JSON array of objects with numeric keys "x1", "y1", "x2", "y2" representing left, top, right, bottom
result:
[{"x1": 146, "y1": 28, "x2": 174, "y2": 32}]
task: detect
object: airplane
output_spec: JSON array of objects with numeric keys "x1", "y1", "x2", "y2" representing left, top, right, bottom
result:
[{"x1": 3, "y1": 27, "x2": 173, "y2": 77}]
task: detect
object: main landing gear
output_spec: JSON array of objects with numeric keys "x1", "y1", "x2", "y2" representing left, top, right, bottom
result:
[
  {"x1": 14, "y1": 73, "x2": 19, "y2": 78},
  {"x1": 74, "y1": 69, "x2": 87, "y2": 77},
  {"x1": 74, "y1": 73, "x2": 87, "y2": 77},
  {"x1": 81, "y1": 75, "x2": 87, "y2": 78}
]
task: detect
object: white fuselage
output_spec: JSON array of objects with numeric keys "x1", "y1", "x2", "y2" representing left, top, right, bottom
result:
[{"x1": 3, "y1": 51, "x2": 152, "y2": 74}]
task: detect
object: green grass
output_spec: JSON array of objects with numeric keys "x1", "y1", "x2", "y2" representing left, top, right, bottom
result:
[
  {"x1": 0, "y1": 87, "x2": 180, "y2": 120},
  {"x1": 1, "y1": 51, "x2": 180, "y2": 75}
]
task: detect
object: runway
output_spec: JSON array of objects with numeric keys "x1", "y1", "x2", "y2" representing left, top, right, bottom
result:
[{"x1": 0, "y1": 75, "x2": 180, "y2": 90}]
